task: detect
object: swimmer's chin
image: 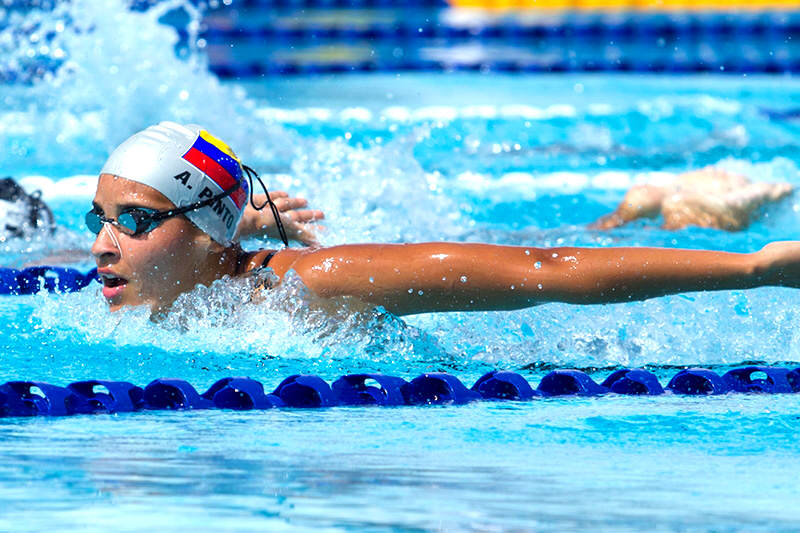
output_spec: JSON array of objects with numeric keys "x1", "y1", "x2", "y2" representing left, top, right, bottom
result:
[{"x1": 105, "y1": 295, "x2": 171, "y2": 316}]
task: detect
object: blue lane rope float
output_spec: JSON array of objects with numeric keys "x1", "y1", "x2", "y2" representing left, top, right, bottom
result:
[
  {"x1": 721, "y1": 366, "x2": 797, "y2": 394},
  {"x1": 667, "y1": 368, "x2": 730, "y2": 395},
  {"x1": 67, "y1": 380, "x2": 143, "y2": 413},
  {"x1": 204, "y1": 377, "x2": 285, "y2": 410},
  {"x1": 0, "y1": 266, "x2": 98, "y2": 295},
  {"x1": 601, "y1": 369, "x2": 664, "y2": 395},
  {"x1": 537, "y1": 369, "x2": 607, "y2": 397},
  {"x1": 4, "y1": 367, "x2": 800, "y2": 418},
  {"x1": 471, "y1": 370, "x2": 539, "y2": 400},
  {"x1": 332, "y1": 374, "x2": 409, "y2": 406},
  {"x1": 403, "y1": 373, "x2": 482, "y2": 405}
]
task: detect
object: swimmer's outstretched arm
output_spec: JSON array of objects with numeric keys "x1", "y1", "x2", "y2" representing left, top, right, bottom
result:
[{"x1": 266, "y1": 242, "x2": 800, "y2": 316}]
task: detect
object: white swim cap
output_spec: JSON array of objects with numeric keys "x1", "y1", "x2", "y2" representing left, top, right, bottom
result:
[{"x1": 101, "y1": 122, "x2": 249, "y2": 245}]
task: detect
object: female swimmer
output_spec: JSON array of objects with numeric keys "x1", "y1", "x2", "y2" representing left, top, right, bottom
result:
[{"x1": 89, "y1": 122, "x2": 800, "y2": 315}]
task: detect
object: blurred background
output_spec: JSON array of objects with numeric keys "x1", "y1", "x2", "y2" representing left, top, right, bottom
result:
[{"x1": 154, "y1": 0, "x2": 800, "y2": 77}]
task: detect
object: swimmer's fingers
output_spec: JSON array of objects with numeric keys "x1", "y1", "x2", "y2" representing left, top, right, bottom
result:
[
  {"x1": 259, "y1": 190, "x2": 290, "y2": 202},
  {"x1": 278, "y1": 210, "x2": 325, "y2": 247},
  {"x1": 251, "y1": 193, "x2": 317, "y2": 214},
  {"x1": 286, "y1": 208, "x2": 325, "y2": 223},
  {"x1": 588, "y1": 213, "x2": 625, "y2": 230}
]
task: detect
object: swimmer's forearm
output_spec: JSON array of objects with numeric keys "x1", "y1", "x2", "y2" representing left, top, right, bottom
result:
[
  {"x1": 522, "y1": 246, "x2": 763, "y2": 305},
  {"x1": 271, "y1": 243, "x2": 771, "y2": 315}
]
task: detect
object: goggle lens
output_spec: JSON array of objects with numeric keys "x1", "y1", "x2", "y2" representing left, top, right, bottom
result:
[
  {"x1": 85, "y1": 210, "x2": 105, "y2": 234},
  {"x1": 85, "y1": 209, "x2": 158, "y2": 236},
  {"x1": 118, "y1": 211, "x2": 148, "y2": 235}
]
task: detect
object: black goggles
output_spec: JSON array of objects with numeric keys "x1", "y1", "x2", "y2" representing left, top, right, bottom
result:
[{"x1": 85, "y1": 183, "x2": 240, "y2": 237}]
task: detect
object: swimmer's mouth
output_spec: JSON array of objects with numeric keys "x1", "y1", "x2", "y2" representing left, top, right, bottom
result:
[{"x1": 100, "y1": 273, "x2": 127, "y2": 288}]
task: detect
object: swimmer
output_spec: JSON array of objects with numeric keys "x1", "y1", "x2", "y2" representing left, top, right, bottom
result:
[
  {"x1": 90, "y1": 122, "x2": 800, "y2": 315},
  {"x1": 591, "y1": 167, "x2": 794, "y2": 231},
  {"x1": 0, "y1": 177, "x2": 56, "y2": 242}
]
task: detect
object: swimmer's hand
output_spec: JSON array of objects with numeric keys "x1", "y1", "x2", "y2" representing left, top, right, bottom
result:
[
  {"x1": 757, "y1": 241, "x2": 800, "y2": 288},
  {"x1": 237, "y1": 191, "x2": 325, "y2": 246}
]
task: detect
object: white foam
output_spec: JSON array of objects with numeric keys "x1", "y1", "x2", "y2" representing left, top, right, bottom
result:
[
  {"x1": 252, "y1": 102, "x2": 587, "y2": 125},
  {"x1": 18, "y1": 175, "x2": 98, "y2": 200},
  {"x1": 591, "y1": 171, "x2": 634, "y2": 190},
  {"x1": 339, "y1": 107, "x2": 373, "y2": 122},
  {"x1": 0, "y1": 0, "x2": 291, "y2": 173}
]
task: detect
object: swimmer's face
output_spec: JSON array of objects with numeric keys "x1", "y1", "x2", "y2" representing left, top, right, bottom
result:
[{"x1": 91, "y1": 174, "x2": 220, "y2": 312}]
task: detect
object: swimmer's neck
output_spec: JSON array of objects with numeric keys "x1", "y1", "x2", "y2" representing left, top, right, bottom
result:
[{"x1": 145, "y1": 245, "x2": 250, "y2": 319}]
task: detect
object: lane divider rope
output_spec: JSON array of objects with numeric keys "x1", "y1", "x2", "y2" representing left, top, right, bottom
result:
[{"x1": 2, "y1": 367, "x2": 799, "y2": 418}]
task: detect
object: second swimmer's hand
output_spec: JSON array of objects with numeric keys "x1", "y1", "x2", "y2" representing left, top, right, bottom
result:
[
  {"x1": 756, "y1": 241, "x2": 800, "y2": 288},
  {"x1": 237, "y1": 191, "x2": 325, "y2": 246}
]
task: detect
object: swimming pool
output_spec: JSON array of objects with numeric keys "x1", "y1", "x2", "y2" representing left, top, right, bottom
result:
[{"x1": 3, "y1": 1, "x2": 800, "y2": 530}]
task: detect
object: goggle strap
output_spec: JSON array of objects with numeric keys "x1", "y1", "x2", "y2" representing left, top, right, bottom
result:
[
  {"x1": 153, "y1": 183, "x2": 241, "y2": 223},
  {"x1": 244, "y1": 164, "x2": 289, "y2": 248}
]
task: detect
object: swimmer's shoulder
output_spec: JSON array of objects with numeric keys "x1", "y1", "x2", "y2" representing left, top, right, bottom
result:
[{"x1": 242, "y1": 247, "x2": 313, "y2": 279}]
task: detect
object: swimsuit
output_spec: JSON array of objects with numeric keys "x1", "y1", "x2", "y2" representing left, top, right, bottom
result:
[{"x1": 261, "y1": 250, "x2": 276, "y2": 269}]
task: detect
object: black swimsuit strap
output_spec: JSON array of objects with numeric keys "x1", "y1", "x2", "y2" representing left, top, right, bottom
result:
[
  {"x1": 235, "y1": 250, "x2": 277, "y2": 276},
  {"x1": 261, "y1": 250, "x2": 277, "y2": 268}
]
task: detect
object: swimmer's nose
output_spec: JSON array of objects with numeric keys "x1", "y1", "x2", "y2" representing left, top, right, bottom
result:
[{"x1": 90, "y1": 223, "x2": 123, "y2": 262}]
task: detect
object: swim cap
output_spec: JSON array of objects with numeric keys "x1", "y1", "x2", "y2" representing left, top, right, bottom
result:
[{"x1": 101, "y1": 122, "x2": 249, "y2": 245}]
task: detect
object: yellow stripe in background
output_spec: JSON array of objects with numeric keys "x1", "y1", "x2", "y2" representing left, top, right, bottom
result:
[{"x1": 446, "y1": 0, "x2": 800, "y2": 11}]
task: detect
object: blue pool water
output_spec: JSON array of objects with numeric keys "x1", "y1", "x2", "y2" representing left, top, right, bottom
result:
[{"x1": 3, "y1": 1, "x2": 800, "y2": 530}]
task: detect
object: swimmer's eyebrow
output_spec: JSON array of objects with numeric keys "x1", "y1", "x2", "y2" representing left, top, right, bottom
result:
[
  {"x1": 91, "y1": 201, "x2": 162, "y2": 214},
  {"x1": 116, "y1": 202, "x2": 160, "y2": 211}
]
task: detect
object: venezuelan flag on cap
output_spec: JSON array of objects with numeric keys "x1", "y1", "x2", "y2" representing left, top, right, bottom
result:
[{"x1": 182, "y1": 130, "x2": 248, "y2": 209}]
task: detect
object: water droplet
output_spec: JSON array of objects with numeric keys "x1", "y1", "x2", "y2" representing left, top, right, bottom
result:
[
  {"x1": 552, "y1": 253, "x2": 558, "y2": 258},
  {"x1": 460, "y1": 275, "x2": 468, "y2": 283},
  {"x1": 369, "y1": 277, "x2": 374, "y2": 283},
  {"x1": 408, "y1": 288, "x2": 413, "y2": 294},
  {"x1": 534, "y1": 261, "x2": 542, "y2": 269},
  {"x1": 524, "y1": 249, "x2": 530, "y2": 255},
  {"x1": 418, "y1": 290, "x2": 424, "y2": 295},
  {"x1": 510, "y1": 285, "x2": 515, "y2": 290},
  {"x1": 537, "y1": 283, "x2": 543, "y2": 290}
]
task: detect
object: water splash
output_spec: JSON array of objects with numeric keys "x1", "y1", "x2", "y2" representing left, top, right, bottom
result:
[
  {"x1": 29, "y1": 269, "x2": 448, "y2": 366},
  {"x1": 0, "y1": 0, "x2": 291, "y2": 175}
]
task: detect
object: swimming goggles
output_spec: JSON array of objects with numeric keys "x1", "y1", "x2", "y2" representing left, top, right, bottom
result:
[
  {"x1": 85, "y1": 165, "x2": 289, "y2": 246},
  {"x1": 85, "y1": 183, "x2": 240, "y2": 237}
]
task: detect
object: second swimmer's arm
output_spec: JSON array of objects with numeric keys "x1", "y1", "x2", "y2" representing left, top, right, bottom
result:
[{"x1": 267, "y1": 242, "x2": 792, "y2": 316}]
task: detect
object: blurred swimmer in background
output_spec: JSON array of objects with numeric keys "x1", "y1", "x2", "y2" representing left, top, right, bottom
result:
[
  {"x1": 0, "y1": 177, "x2": 56, "y2": 243},
  {"x1": 591, "y1": 167, "x2": 793, "y2": 231}
]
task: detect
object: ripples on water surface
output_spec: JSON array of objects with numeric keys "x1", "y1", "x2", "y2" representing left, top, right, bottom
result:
[{"x1": 2, "y1": 0, "x2": 800, "y2": 530}]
